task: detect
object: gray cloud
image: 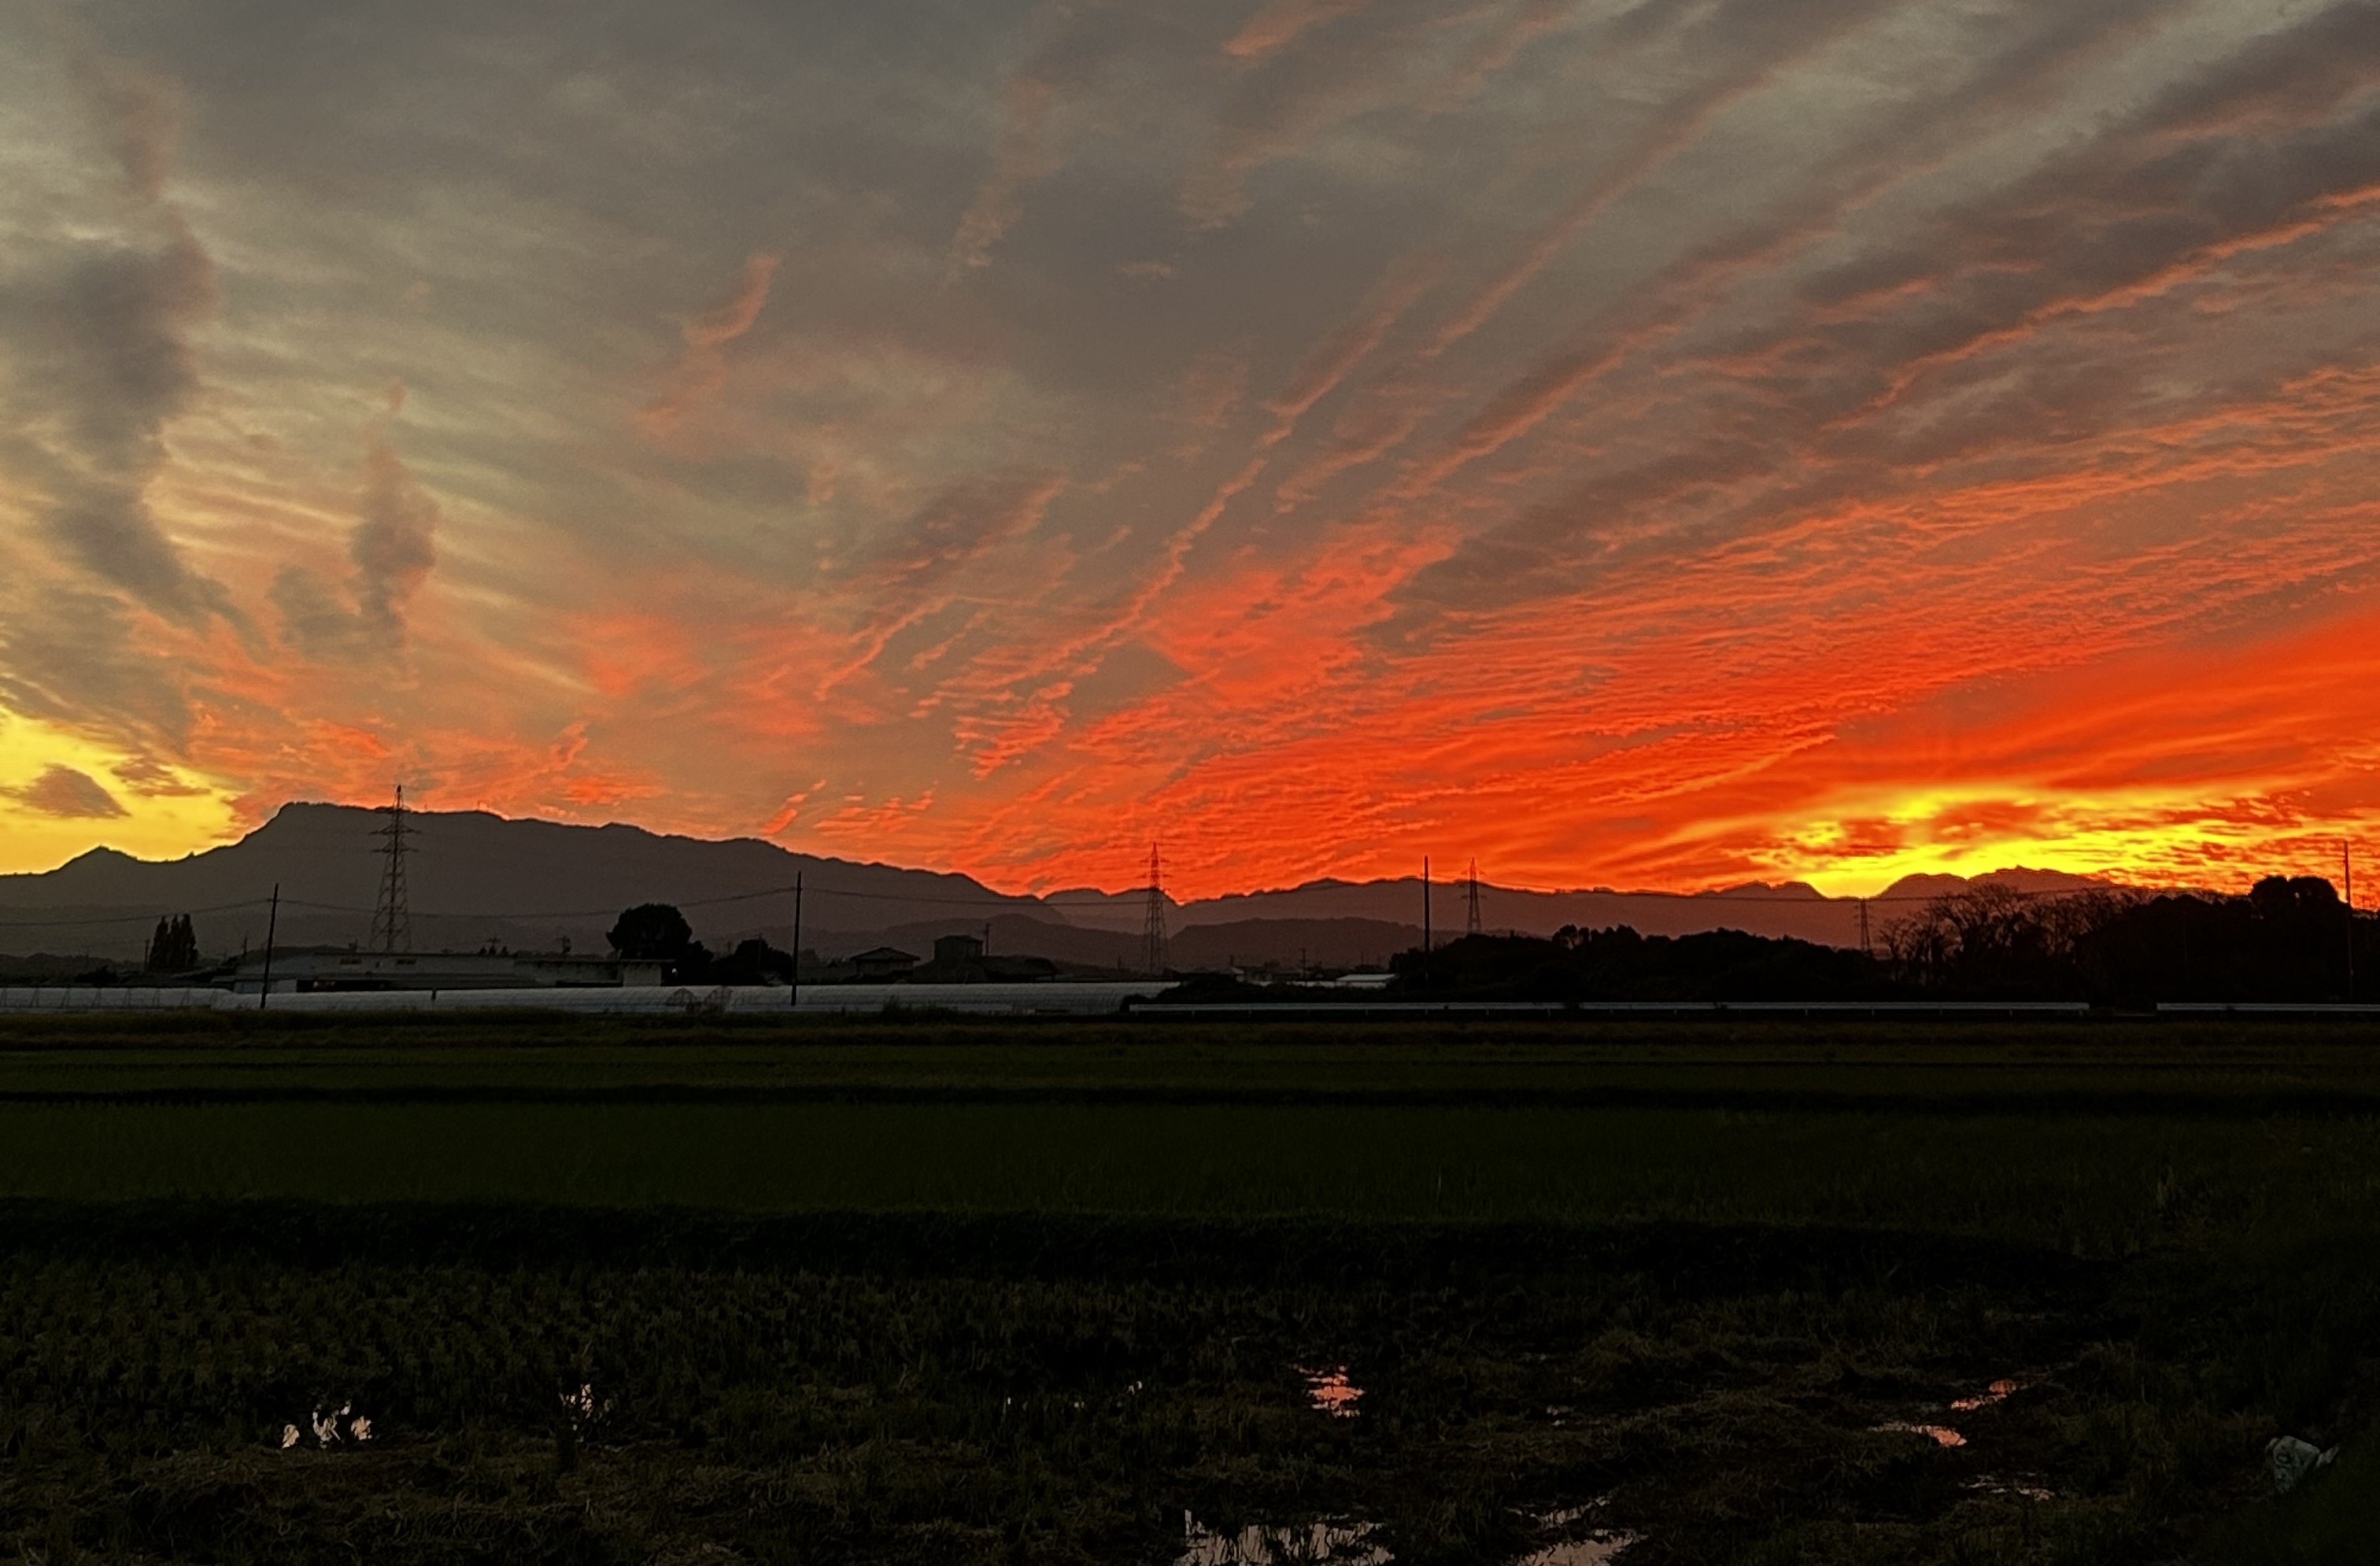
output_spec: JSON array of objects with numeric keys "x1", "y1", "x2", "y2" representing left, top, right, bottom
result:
[
  {"x1": 1, "y1": 0, "x2": 2372, "y2": 873},
  {"x1": 68, "y1": 49, "x2": 179, "y2": 199},
  {"x1": 5, "y1": 765, "x2": 130, "y2": 820},
  {"x1": 856, "y1": 470, "x2": 1067, "y2": 600},
  {"x1": 1381, "y1": 2, "x2": 2380, "y2": 628},
  {"x1": 0, "y1": 585, "x2": 194, "y2": 749},
  {"x1": 353, "y1": 442, "x2": 442, "y2": 645},
  {"x1": 0, "y1": 46, "x2": 236, "y2": 632},
  {"x1": 269, "y1": 564, "x2": 367, "y2": 659},
  {"x1": 945, "y1": 3, "x2": 1132, "y2": 275},
  {"x1": 272, "y1": 441, "x2": 444, "y2": 658},
  {"x1": 0, "y1": 221, "x2": 230, "y2": 625},
  {"x1": 109, "y1": 754, "x2": 209, "y2": 798},
  {"x1": 1183, "y1": 0, "x2": 1439, "y2": 227}
]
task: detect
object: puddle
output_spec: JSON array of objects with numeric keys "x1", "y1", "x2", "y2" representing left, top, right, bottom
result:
[
  {"x1": 284, "y1": 1402, "x2": 372, "y2": 1450},
  {"x1": 1875, "y1": 1421, "x2": 1967, "y2": 1448},
  {"x1": 1179, "y1": 1512, "x2": 1388, "y2": 1565},
  {"x1": 1302, "y1": 1365, "x2": 1365, "y2": 1419},
  {"x1": 1511, "y1": 1534, "x2": 1639, "y2": 1565},
  {"x1": 1173, "y1": 1503, "x2": 1635, "y2": 1565},
  {"x1": 1967, "y1": 1474, "x2": 2053, "y2": 1502},
  {"x1": 1512, "y1": 1504, "x2": 1638, "y2": 1564},
  {"x1": 1949, "y1": 1377, "x2": 2023, "y2": 1413},
  {"x1": 562, "y1": 1381, "x2": 612, "y2": 1431}
]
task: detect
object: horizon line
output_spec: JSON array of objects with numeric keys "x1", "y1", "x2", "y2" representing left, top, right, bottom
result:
[{"x1": 0, "y1": 796, "x2": 2226, "y2": 909}]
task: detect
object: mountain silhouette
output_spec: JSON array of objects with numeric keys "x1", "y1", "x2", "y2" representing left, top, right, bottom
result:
[
  {"x1": 0, "y1": 803, "x2": 2119, "y2": 965},
  {"x1": 0, "y1": 803, "x2": 1040, "y2": 961}
]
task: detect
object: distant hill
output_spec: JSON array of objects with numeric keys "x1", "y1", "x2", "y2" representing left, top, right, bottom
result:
[
  {"x1": 1874, "y1": 867, "x2": 2111, "y2": 900},
  {"x1": 1180, "y1": 875, "x2": 1857, "y2": 946},
  {"x1": 0, "y1": 803, "x2": 1044, "y2": 962},
  {"x1": 0, "y1": 803, "x2": 2125, "y2": 967}
]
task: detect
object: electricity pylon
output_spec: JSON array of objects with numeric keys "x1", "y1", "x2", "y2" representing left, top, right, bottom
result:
[
  {"x1": 368, "y1": 784, "x2": 414, "y2": 954},
  {"x1": 1140, "y1": 842, "x2": 1169, "y2": 977}
]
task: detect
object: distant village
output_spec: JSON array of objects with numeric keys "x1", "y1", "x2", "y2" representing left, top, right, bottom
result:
[
  {"x1": 30, "y1": 904, "x2": 1383, "y2": 998},
  {"x1": 0, "y1": 799, "x2": 1393, "y2": 996}
]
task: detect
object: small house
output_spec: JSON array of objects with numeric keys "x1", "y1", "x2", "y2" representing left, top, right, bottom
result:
[{"x1": 850, "y1": 946, "x2": 918, "y2": 981}]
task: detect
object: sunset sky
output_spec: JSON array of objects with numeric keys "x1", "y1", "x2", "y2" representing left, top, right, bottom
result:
[{"x1": 2, "y1": 0, "x2": 2376, "y2": 898}]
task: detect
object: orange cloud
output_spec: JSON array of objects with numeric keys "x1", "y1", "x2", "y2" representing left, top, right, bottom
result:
[
  {"x1": 639, "y1": 253, "x2": 782, "y2": 437},
  {"x1": 9, "y1": 1, "x2": 2380, "y2": 907}
]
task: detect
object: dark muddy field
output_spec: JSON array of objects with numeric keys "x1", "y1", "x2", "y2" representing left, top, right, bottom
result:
[{"x1": 0, "y1": 1014, "x2": 2374, "y2": 1563}]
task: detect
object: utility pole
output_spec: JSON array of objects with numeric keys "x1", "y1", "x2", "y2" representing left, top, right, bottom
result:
[
  {"x1": 1465, "y1": 858, "x2": 1483, "y2": 937},
  {"x1": 1141, "y1": 843, "x2": 1170, "y2": 977},
  {"x1": 789, "y1": 871, "x2": 803, "y2": 1012},
  {"x1": 1422, "y1": 856, "x2": 1432, "y2": 954},
  {"x1": 368, "y1": 784, "x2": 413, "y2": 955},
  {"x1": 258, "y1": 884, "x2": 279, "y2": 1012},
  {"x1": 2348, "y1": 840, "x2": 2357, "y2": 1003}
]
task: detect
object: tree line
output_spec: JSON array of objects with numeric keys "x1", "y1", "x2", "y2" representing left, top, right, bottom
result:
[
  {"x1": 1391, "y1": 877, "x2": 2374, "y2": 1006},
  {"x1": 608, "y1": 903, "x2": 794, "y2": 985}
]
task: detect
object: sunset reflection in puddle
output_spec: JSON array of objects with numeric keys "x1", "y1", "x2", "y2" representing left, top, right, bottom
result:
[
  {"x1": 1875, "y1": 1421, "x2": 1968, "y2": 1448},
  {"x1": 1177, "y1": 1510, "x2": 1641, "y2": 1565},
  {"x1": 1968, "y1": 1474, "x2": 2054, "y2": 1502},
  {"x1": 1302, "y1": 1365, "x2": 1365, "y2": 1418},
  {"x1": 1514, "y1": 1532, "x2": 1639, "y2": 1564},
  {"x1": 1518, "y1": 1505, "x2": 1639, "y2": 1564},
  {"x1": 1179, "y1": 1513, "x2": 1388, "y2": 1564},
  {"x1": 1949, "y1": 1378, "x2": 2023, "y2": 1412}
]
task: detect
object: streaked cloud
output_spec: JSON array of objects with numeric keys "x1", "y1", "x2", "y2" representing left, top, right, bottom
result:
[
  {"x1": 641, "y1": 252, "x2": 781, "y2": 435},
  {"x1": 0, "y1": 55, "x2": 230, "y2": 627},
  {"x1": 5, "y1": 765, "x2": 128, "y2": 820},
  {"x1": 0, "y1": 0, "x2": 2374, "y2": 899}
]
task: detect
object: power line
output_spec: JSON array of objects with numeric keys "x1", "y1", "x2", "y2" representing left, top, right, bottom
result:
[
  {"x1": 0, "y1": 850, "x2": 2149, "y2": 935},
  {"x1": 0, "y1": 877, "x2": 2124, "y2": 930},
  {"x1": 0, "y1": 898, "x2": 278, "y2": 929}
]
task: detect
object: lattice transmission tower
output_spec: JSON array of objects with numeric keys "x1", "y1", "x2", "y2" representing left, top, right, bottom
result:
[
  {"x1": 368, "y1": 783, "x2": 414, "y2": 954},
  {"x1": 1140, "y1": 842, "x2": 1170, "y2": 977},
  {"x1": 1465, "y1": 858, "x2": 1483, "y2": 936}
]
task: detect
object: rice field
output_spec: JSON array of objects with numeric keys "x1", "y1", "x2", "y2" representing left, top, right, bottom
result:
[{"x1": 1, "y1": 1014, "x2": 2375, "y2": 1563}]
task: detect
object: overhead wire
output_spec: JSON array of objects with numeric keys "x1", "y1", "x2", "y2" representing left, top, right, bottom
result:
[
  {"x1": 0, "y1": 898, "x2": 279, "y2": 930},
  {"x1": 0, "y1": 877, "x2": 2116, "y2": 930}
]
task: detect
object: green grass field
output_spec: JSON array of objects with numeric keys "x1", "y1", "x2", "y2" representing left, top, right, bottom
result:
[{"x1": 2, "y1": 1014, "x2": 2376, "y2": 1563}]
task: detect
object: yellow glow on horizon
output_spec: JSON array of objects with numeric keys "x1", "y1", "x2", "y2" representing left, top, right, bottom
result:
[
  {"x1": 0, "y1": 709, "x2": 245, "y2": 875},
  {"x1": 1757, "y1": 782, "x2": 2361, "y2": 899}
]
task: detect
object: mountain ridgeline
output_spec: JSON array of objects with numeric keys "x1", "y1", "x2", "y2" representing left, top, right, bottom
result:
[
  {"x1": 0, "y1": 803, "x2": 2001, "y2": 962},
  {"x1": 5, "y1": 803, "x2": 2354, "y2": 1003}
]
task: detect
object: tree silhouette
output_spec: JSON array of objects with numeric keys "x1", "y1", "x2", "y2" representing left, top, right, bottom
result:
[
  {"x1": 714, "y1": 936, "x2": 792, "y2": 985},
  {"x1": 608, "y1": 903, "x2": 693, "y2": 961},
  {"x1": 143, "y1": 914, "x2": 198, "y2": 973}
]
